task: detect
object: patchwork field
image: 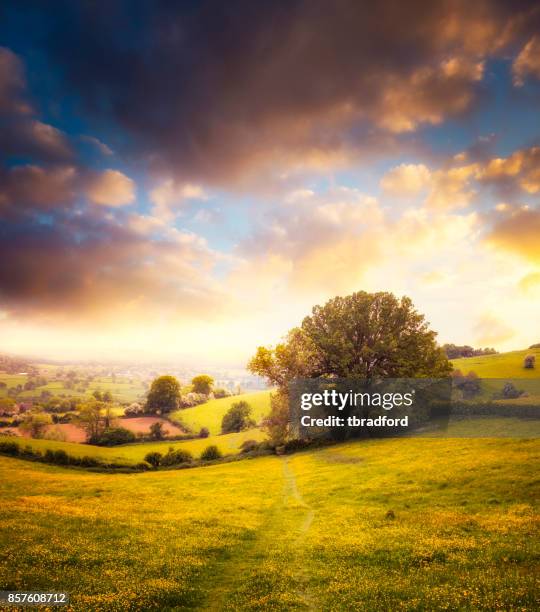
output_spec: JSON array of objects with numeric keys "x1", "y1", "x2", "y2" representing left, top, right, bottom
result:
[{"x1": 0, "y1": 433, "x2": 538, "y2": 610}]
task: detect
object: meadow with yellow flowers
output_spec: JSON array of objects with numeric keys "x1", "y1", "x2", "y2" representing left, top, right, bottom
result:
[{"x1": 1, "y1": 431, "x2": 538, "y2": 610}]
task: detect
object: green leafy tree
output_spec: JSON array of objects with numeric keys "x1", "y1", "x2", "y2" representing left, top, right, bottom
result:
[
  {"x1": 249, "y1": 291, "x2": 451, "y2": 385},
  {"x1": 249, "y1": 291, "x2": 452, "y2": 444},
  {"x1": 77, "y1": 401, "x2": 106, "y2": 442},
  {"x1": 221, "y1": 401, "x2": 256, "y2": 434},
  {"x1": 149, "y1": 421, "x2": 165, "y2": 440},
  {"x1": 261, "y1": 390, "x2": 290, "y2": 447},
  {"x1": 191, "y1": 375, "x2": 214, "y2": 395},
  {"x1": 19, "y1": 411, "x2": 52, "y2": 438},
  {"x1": 146, "y1": 376, "x2": 181, "y2": 414}
]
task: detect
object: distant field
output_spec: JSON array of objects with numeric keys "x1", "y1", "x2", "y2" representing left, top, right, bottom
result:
[
  {"x1": 451, "y1": 348, "x2": 540, "y2": 402},
  {"x1": 0, "y1": 432, "x2": 537, "y2": 609},
  {"x1": 452, "y1": 348, "x2": 540, "y2": 379},
  {"x1": 0, "y1": 371, "x2": 146, "y2": 403},
  {"x1": 171, "y1": 390, "x2": 271, "y2": 435}
]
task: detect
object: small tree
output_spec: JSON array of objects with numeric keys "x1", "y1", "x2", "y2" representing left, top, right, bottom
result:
[
  {"x1": 19, "y1": 411, "x2": 52, "y2": 438},
  {"x1": 524, "y1": 354, "x2": 536, "y2": 369},
  {"x1": 201, "y1": 445, "x2": 222, "y2": 461},
  {"x1": 102, "y1": 390, "x2": 113, "y2": 403},
  {"x1": 77, "y1": 400, "x2": 106, "y2": 442},
  {"x1": 144, "y1": 451, "x2": 162, "y2": 468},
  {"x1": 192, "y1": 375, "x2": 214, "y2": 395},
  {"x1": 261, "y1": 391, "x2": 289, "y2": 447},
  {"x1": 149, "y1": 421, "x2": 165, "y2": 440},
  {"x1": 146, "y1": 375, "x2": 181, "y2": 414},
  {"x1": 199, "y1": 426, "x2": 210, "y2": 438},
  {"x1": 221, "y1": 401, "x2": 255, "y2": 434}
]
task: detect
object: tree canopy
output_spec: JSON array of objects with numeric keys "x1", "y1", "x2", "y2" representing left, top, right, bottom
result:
[
  {"x1": 249, "y1": 291, "x2": 451, "y2": 387},
  {"x1": 191, "y1": 374, "x2": 214, "y2": 395},
  {"x1": 221, "y1": 401, "x2": 255, "y2": 434},
  {"x1": 146, "y1": 375, "x2": 181, "y2": 414}
]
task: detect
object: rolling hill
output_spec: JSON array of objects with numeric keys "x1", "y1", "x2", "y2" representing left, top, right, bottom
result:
[{"x1": 0, "y1": 431, "x2": 537, "y2": 610}]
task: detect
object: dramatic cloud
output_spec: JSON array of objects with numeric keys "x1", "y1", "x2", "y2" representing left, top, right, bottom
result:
[
  {"x1": 0, "y1": 2, "x2": 539, "y2": 361},
  {"x1": 479, "y1": 146, "x2": 540, "y2": 194},
  {"x1": 0, "y1": 46, "x2": 30, "y2": 115},
  {"x1": 0, "y1": 165, "x2": 77, "y2": 213},
  {"x1": 381, "y1": 164, "x2": 431, "y2": 196},
  {"x1": 513, "y1": 35, "x2": 540, "y2": 86},
  {"x1": 150, "y1": 180, "x2": 208, "y2": 221},
  {"x1": 36, "y1": 0, "x2": 540, "y2": 184},
  {"x1": 0, "y1": 211, "x2": 227, "y2": 323},
  {"x1": 86, "y1": 169, "x2": 135, "y2": 207},
  {"x1": 486, "y1": 208, "x2": 540, "y2": 262}
]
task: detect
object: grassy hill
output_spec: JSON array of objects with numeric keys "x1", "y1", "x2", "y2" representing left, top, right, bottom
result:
[
  {"x1": 452, "y1": 347, "x2": 540, "y2": 378},
  {"x1": 0, "y1": 432, "x2": 537, "y2": 610},
  {"x1": 0, "y1": 427, "x2": 266, "y2": 465},
  {"x1": 171, "y1": 390, "x2": 271, "y2": 435},
  {"x1": 452, "y1": 347, "x2": 540, "y2": 401}
]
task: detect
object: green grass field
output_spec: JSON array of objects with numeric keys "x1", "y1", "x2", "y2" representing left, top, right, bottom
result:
[
  {"x1": 451, "y1": 348, "x2": 540, "y2": 402},
  {"x1": 452, "y1": 348, "x2": 540, "y2": 379},
  {"x1": 0, "y1": 432, "x2": 538, "y2": 610},
  {"x1": 0, "y1": 427, "x2": 266, "y2": 465},
  {"x1": 171, "y1": 391, "x2": 271, "y2": 435}
]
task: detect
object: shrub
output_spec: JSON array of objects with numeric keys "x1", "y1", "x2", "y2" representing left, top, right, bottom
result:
[
  {"x1": 144, "y1": 451, "x2": 162, "y2": 468},
  {"x1": 451, "y1": 370, "x2": 481, "y2": 398},
  {"x1": 500, "y1": 382, "x2": 524, "y2": 399},
  {"x1": 124, "y1": 402, "x2": 144, "y2": 417},
  {"x1": 199, "y1": 426, "x2": 210, "y2": 438},
  {"x1": 51, "y1": 449, "x2": 70, "y2": 465},
  {"x1": 0, "y1": 441, "x2": 20, "y2": 456},
  {"x1": 180, "y1": 392, "x2": 208, "y2": 408},
  {"x1": 239, "y1": 439, "x2": 259, "y2": 453},
  {"x1": 213, "y1": 388, "x2": 230, "y2": 399},
  {"x1": 201, "y1": 445, "x2": 222, "y2": 461},
  {"x1": 524, "y1": 354, "x2": 536, "y2": 369},
  {"x1": 79, "y1": 455, "x2": 103, "y2": 468},
  {"x1": 93, "y1": 427, "x2": 136, "y2": 446},
  {"x1": 221, "y1": 401, "x2": 255, "y2": 434},
  {"x1": 160, "y1": 447, "x2": 193, "y2": 466}
]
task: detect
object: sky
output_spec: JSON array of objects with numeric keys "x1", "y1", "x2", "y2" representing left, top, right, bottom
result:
[{"x1": 0, "y1": 0, "x2": 539, "y2": 366}]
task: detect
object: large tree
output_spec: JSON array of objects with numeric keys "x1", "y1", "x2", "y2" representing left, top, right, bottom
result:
[
  {"x1": 249, "y1": 292, "x2": 451, "y2": 444},
  {"x1": 146, "y1": 375, "x2": 181, "y2": 414},
  {"x1": 249, "y1": 291, "x2": 451, "y2": 386}
]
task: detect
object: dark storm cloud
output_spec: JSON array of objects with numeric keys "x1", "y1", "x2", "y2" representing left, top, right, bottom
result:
[
  {"x1": 34, "y1": 0, "x2": 540, "y2": 184},
  {"x1": 0, "y1": 209, "x2": 226, "y2": 320}
]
